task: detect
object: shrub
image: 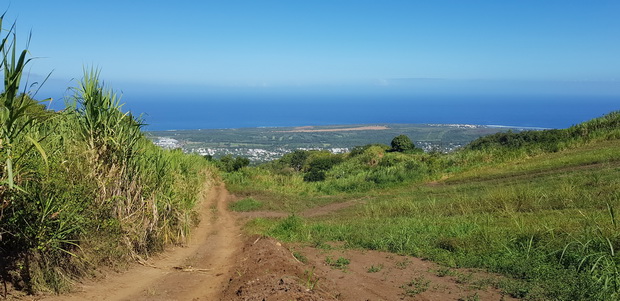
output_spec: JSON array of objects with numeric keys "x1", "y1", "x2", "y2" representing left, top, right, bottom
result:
[
  {"x1": 304, "y1": 170, "x2": 326, "y2": 182},
  {"x1": 390, "y1": 135, "x2": 415, "y2": 152},
  {"x1": 218, "y1": 155, "x2": 250, "y2": 172},
  {"x1": 302, "y1": 153, "x2": 343, "y2": 182}
]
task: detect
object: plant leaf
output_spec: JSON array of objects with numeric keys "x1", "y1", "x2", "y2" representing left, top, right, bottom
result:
[{"x1": 26, "y1": 135, "x2": 48, "y2": 167}]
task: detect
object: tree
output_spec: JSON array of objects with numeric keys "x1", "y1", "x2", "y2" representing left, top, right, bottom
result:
[
  {"x1": 232, "y1": 157, "x2": 250, "y2": 171},
  {"x1": 289, "y1": 150, "x2": 309, "y2": 171},
  {"x1": 390, "y1": 135, "x2": 415, "y2": 152},
  {"x1": 302, "y1": 155, "x2": 343, "y2": 182},
  {"x1": 217, "y1": 155, "x2": 249, "y2": 172}
]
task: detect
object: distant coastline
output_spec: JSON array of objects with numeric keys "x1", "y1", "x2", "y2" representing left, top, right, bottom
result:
[
  {"x1": 485, "y1": 125, "x2": 551, "y2": 130},
  {"x1": 127, "y1": 94, "x2": 619, "y2": 131},
  {"x1": 147, "y1": 123, "x2": 523, "y2": 133}
]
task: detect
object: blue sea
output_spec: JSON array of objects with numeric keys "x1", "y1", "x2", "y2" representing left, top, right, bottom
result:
[{"x1": 119, "y1": 94, "x2": 619, "y2": 131}]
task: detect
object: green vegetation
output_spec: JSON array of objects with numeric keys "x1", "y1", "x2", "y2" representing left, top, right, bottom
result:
[
  {"x1": 149, "y1": 124, "x2": 508, "y2": 151},
  {"x1": 229, "y1": 198, "x2": 263, "y2": 212},
  {"x1": 293, "y1": 251, "x2": 308, "y2": 264},
  {"x1": 466, "y1": 113, "x2": 620, "y2": 154},
  {"x1": 148, "y1": 123, "x2": 523, "y2": 163},
  {"x1": 0, "y1": 18, "x2": 211, "y2": 293},
  {"x1": 325, "y1": 256, "x2": 350, "y2": 270},
  {"x1": 303, "y1": 266, "x2": 320, "y2": 291},
  {"x1": 401, "y1": 276, "x2": 430, "y2": 296},
  {"x1": 224, "y1": 112, "x2": 620, "y2": 300},
  {"x1": 214, "y1": 154, "x2": 250, "y2": 172},
  {"x1": 367, "y1": 264, "x2": 383, "y2": 273},
  {"x1": 390, "y1": 134, "x2": 417, "y2": 153}
]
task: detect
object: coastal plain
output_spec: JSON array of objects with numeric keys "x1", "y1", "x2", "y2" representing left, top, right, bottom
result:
[{"x1": 148, "y1": 123, "x2": 524, "y2": 162}]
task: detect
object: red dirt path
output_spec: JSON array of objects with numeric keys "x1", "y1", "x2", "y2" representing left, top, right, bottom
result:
[{"x1": 27, "y1": 184, "x2": 516, "y2": 301}]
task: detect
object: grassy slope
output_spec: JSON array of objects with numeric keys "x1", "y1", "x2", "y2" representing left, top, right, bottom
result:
[{"x1": 232, "y1": 134, "x2": 620, "y2": 300}]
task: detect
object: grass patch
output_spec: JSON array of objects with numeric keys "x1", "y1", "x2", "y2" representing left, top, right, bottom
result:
[
  {"x1": 303, "y1": 266, "x2": 320, "y2": 291},
  {"x1": 293, "y1": 251, "x2": 308, "y2": 264},
  {"x1": 434, "y1": 267, "x2": 455, "y2": 277},
  {"x1": 325, "y1": 256, "x2": 350, "y2": 270},
  {"x1": 401, "y1": 276, "x2": 430, "y2": 296},
  {"x1": 367, "y1": 264, "x2": 383, "y2": 273},
  {"x1": 228, "y1": 197, "x2": 263, "y2": 212},
  {"x1": 239, "y1": 139, "x2": 620, "y2": 300}
]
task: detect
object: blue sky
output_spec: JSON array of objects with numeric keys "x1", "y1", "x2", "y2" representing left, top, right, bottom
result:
[{"x1": 5, "y1": 1, "x2": 620, "y2": 99}]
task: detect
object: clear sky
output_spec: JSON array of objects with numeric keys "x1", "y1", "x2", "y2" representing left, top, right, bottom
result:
[{"x1": 5, "y1": 0, "x2": 620, "y2": 98}]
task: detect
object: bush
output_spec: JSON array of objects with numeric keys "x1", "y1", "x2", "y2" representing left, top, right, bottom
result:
[
  {"x1": 350, "y1": 143, "x2": 389, "y2": 157},
  {"x1": 304, "y1": 170, "x2": 326, "y2": 182},
  {"x1": 390, "y1": 135, "x2": 415, "y2": 152},
  {"x1": 287, "y1": 150, "x2": 310, "y2": 171},
  {"x1": 218, "y1": 155, "x2": 250, "y2": 172},
  {"x1": 303, "y1": 154, "x2": 344, "y2": 182}
]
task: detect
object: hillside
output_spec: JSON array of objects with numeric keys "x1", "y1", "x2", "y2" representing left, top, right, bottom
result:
[
  {"x1": 3, "y1": 5, "x2": 619, "y2": 301},
  {"x1": 222, "y1": 111, "x2": 620, "y2": 300}
]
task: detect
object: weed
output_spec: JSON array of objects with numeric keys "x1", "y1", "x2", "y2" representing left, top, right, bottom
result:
[
  {"x1": 401, "y1": 276, "x2": 430, "y2": 296},
  {"x1": 469, "y1": 277, "x2": 494, "y2": 290},
  {"x1": 293, "y1": 251, "x2": 308, "y2": 264},
  {"x1": 434, "y1": 267, "x2": 455, "y2": 277},
  {"x1": 303, "y1": 266, "x2": 319, "y2": 291},
  {"x1": 367, "y1": 264, "x2": 383, "y2": 273},
  {"x1": 396, "y1": 258, "x2": 410, "y2": 270},
  {"x1": 458, "y1": 292, "x2": 480, "y2": 301},
  {"x1": 313, "y1": 240, "x2": 332, "y2": 250},
  {"x1": 455, "y1": 272, "x2": 473, "y2": 284},
  {"x1": 325, "y1": 256, "x2": 350, "y2": 270}
]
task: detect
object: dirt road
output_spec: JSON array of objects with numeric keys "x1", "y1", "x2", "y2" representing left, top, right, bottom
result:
[
  {"x1": 33, "y1": 184, "x2": 515, "y2": 301},
  {"x1": 39, "y1": 184, "x2": 241, "y2": 301}
]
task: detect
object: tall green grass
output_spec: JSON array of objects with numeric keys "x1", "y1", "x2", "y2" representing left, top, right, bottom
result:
[
  {"x1": 251, "y1": 141, "x2": 620, "y2": 300},
  {"x1": 0, "y1": 16, "x2": 213, "y2": 294}
]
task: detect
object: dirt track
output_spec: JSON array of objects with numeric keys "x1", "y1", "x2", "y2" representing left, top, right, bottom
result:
[
  {"x1": 32, "y1": 184, "x2": 515, "y2": 301},
  {"x1": 37, "y1": 184, "x2": 241, "y2": 301}
]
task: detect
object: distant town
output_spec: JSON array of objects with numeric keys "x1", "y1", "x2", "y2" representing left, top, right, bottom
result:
[
  {"x1": 153, "y1": 138, "x2": 458, "y2": 163},
  {"x1": 149, "y1": 123, "x2": 520, "y2": 164}
]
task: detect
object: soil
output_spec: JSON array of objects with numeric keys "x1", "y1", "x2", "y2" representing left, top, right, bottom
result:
[
  {"x1": 221, "y1": 236, "x2": 516, "y2": 301},
  {"x1": 22, "y1": 184, "x2": 516, "y2": 301}
]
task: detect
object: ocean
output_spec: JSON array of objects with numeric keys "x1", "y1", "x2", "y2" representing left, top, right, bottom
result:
[{"x1": 119, "y1": 94, "x2": 619, "y2": 131}]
